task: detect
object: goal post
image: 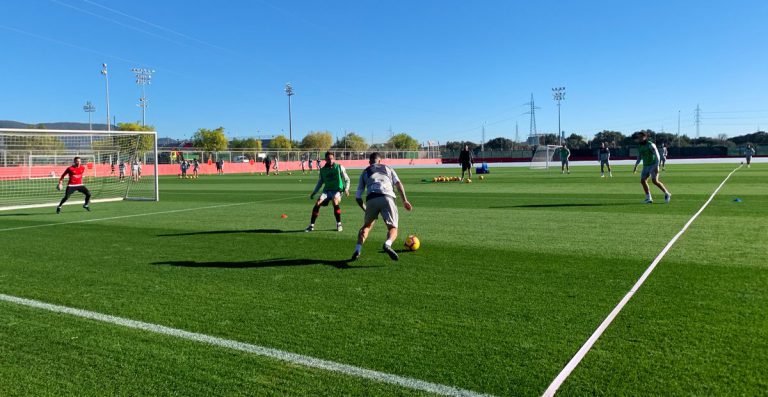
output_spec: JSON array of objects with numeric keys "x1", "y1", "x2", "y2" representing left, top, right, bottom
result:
[
  {"x1": 530, "y1": 145, "x2": 562, "y2": 169},
  {"x1": 0, "y1": 128, "x2": 159, "y2": 211}
]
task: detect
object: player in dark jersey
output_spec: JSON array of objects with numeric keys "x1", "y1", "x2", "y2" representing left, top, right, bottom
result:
[
  {"x1": 56, "y1": 156, "x2": 91, "y2": 214},
  {"x1": 263, "y1": 155, "x2": 273, "y2": 175},
  {"x1": 458, "y1": 145, "x2": 473, "y2": 181}
]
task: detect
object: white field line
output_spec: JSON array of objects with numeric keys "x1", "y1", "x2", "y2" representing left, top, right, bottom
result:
[
  {"x1": 0, "y1": 197, "x2": 125, "y2": 212},
  {"x1": 0, "y1": 195, "x2": 302, "y2": 233},
  {"x1": 542, "y1": 164, "x2": 743, "y2": 397},
  {"x1": 0, "y1": 293, "x2": 492, "y2": 397}
]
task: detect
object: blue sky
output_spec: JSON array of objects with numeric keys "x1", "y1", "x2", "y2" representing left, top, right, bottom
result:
[{"x1": 1, "y1": 0, "x2": 767, "y2": 143}]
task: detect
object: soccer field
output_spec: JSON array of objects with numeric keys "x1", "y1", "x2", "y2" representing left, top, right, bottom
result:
[{"x1": 1, "y1": 164, "x2": 766, "y2": 396}]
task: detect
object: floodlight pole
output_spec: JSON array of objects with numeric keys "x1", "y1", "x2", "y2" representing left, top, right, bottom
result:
[
  {"x1": 132, "y1": 68, "x2": 155, "y2": 126},
  {"x1": 285, "y1": 83, "x2": 294, "y2": 143},
  {"x1": 552, "y1": 87, "x2": 566, "y2": 144},
  {"x1": 101, "y1": 64, "x2": 110, "y2": 131},
  {"x1": 83, "y1": 101, "x2": 96, "y2": 130}
]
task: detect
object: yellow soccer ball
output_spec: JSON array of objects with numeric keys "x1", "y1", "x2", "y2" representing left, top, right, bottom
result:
[
  {"x1": 404, "y1": 235, "x2": 420, "y2": 251},
  {"x1": 465, "y1": 178, "x2": 472, "y2": 183},
  {"x1": 479, "y1": 175, "x2": 484, "y2": 180}
]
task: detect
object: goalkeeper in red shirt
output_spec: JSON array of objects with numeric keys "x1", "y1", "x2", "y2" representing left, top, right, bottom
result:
[{"x1": 56, "y1": 156, "x2": 91, "y2": 214}]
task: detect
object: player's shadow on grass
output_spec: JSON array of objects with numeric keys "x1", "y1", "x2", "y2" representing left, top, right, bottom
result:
[
  {"x1": 491, "y1": 203, "x2": 632, "y2": 209},
  {"x1": 157, "y1": 228, "x2": 305, "y2": 237},
  {"x1": 0, "y1": 213, "x2": 34, "y2": 216},
  {"x1": 152, "y1": 258, "x2": 379, "y2": 269}
]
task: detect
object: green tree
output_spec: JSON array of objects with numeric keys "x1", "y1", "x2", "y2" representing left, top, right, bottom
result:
[
  {"x1": 118, "y1": 122, "x2": 156, "y2": 153},
  {"x1": 540, "y1": 134, "x2": 559, "y2": 145},
  {"x1": 332, "y1": 132, "x2": 368, "y2": 151},
  {"x1": 16, "y1": 135, "x2": 65, "y2": 151},
  {"x1": 388, "y1": 133, "x2": 420, "y2": 150},
  {"x1": 730, "y1": 130, "x2": 768, "y2": 145},
  {"x1": 566, "y1": 133, "x2": 586, "y2": 149},
  {"x1": 301, "y1": 131, "x2": 333, "y2": 150},
  {"x1": 593, "y1": 130, "x2": 625, "y2": 145},
  {"x1": 485, "y1": 137, "x2": 514, "y2": 150},
  {"x1": 691, "y1": 136, "x2": 716, "y2": 146},
  {"x1": 268, "y1": 135, "x2": 293, "y2": 149},
  {"x1": 192, "y1": 127, "x2": 228, "y2": 152},
  {"x1": 445, "y1": 141, "x2": 478, "y2": 151},
  {"x1": 230, "y1": 137, "x2": 262, "y2": 151},
  {"x1": 229, "y1": 137, "x2": 262, "y2": 160},
  {"x1": 654, "y1": 132, "x2": 677, "y2": 146}
]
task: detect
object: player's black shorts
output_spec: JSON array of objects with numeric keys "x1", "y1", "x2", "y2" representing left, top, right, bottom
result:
[
  {"x1": 461, "y1": 162, "x2": 471, "y2": 171},
  {"x1": 66, "y1": 185, "x2": 90, "y2": 196}
]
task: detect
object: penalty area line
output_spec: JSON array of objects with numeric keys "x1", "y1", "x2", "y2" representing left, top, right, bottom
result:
[
  {"x1": 0, "y1": 293, "x2": 492, "y2": 397},
  {"x1": 542, "y1": 164, "x2": 743, "y2": 397},
  {"x1": 0, "y1": 195, "x2": 303, "y2": 233}
]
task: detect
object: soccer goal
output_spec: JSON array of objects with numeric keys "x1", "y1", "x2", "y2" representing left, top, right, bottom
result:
[
  {"x1": 0, "y1": 128, "x2": 159, "y2": 211},
  {"x1": 530, "y1": 145, "x2": 562, "y2": 169}
]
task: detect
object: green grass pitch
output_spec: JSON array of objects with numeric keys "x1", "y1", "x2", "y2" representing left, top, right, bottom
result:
[{"x1": 1, "y1": 164, "x2": 766, "y2": 396}]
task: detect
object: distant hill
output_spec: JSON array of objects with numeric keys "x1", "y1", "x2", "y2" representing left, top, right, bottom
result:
[{"x1": 0, "y1": 120, "x2": 113, "y2": 130}]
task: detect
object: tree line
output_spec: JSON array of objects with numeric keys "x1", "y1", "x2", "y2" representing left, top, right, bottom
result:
[
  {"x1": 446, "y1": 130, "x2": 767, "y2": 152},
  {"x1": 188, "y1": 128, "x2": 423, "y2": 153}
]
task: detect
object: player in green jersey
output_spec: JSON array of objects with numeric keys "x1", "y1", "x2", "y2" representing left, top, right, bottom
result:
[
  {"x1": 632, "y1": 131, "x2": 671, "y2": 204},
  {"x1": 306, "y1": 152, "x2": 351, "y2": 232},
  {"x1": 559, "y1": 144, "x2": 571, "y2": 174}
]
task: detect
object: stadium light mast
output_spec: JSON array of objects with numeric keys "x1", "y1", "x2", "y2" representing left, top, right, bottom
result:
[
  {"x1": 285, "y1": 83, "x2": 294, "y2": 143},
  {"x1": 552, "y1": 87, "x2": 566, "y2": 144},
  {"x1": 101, "y1": 63, "x2": 110, "y2": 131},
  {"x1": 132, "y1": 68, "x2": 155, "y2": 126},
  {"x1": 83, "y1": 101, "x2": 96, "y2": 130}
]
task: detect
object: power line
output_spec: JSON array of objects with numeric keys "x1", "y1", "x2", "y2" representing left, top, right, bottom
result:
[
  {"x1": 695, "y1": 104, "x2": 701, "y2": 138},
  {"x1": 524, "y1": 93, "x2": 540, "y2": 143}
]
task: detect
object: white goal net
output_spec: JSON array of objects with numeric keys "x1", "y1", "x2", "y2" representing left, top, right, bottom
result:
[
  {"x1": 530, "y1": 145, "x2": 562, "y2": 169},
  {"x1": 0, "y1": 128, "x2": 158, "y2": 211}
]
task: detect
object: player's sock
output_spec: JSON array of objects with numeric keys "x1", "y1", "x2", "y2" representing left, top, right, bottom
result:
[
  {"x1": 333, "y1": 204, "x2": 341, "y2": 223},
  {"x1": 384, "y1": 240, "x2": 393, "y2": 247},
  {"x1": 351, "y1": 244, "x2": 362, "y2": 261},
  {"x1": 56, "y1": 206, "x2": 61, "y2": 214},
  {"x1": 310, "y1": 205, "x2": 320, "y2": 225}
]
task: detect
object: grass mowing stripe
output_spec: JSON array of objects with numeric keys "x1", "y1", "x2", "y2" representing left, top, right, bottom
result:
[
  {"x1": 0, "y1": 195, "x2": 303, "y2": 233},
  {"x1": 542, "y1": 164, "x2": 743, "y2": 397},
  {"x1": 0, "y1": 293, "x2": 492, "y2": 397}
]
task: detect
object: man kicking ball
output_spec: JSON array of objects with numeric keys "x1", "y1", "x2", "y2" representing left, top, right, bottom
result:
[
  {"x1": 632, "y1": 131, "x2": 671, "y2": 204},
  {"x1": 351, "y1": 152, "x2": 412, "y2": 261},
  {"x1": 56, "y1": 156, "x2": 91, "y2": 214},
  {"x1": 306, "y1": 152, "x2": 351, "y2": 232}
]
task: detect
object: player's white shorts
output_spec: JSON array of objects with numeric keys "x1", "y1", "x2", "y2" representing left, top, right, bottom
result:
[
  {"x1": 364, "y1": 196, "x2": 398, "y2": 228},
  {"x1": 641, "y1": 163, "x2": 659, "y2": 179},
  {"x1": 319, "y1": 190, "x2": 342, "y2": 205}
]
